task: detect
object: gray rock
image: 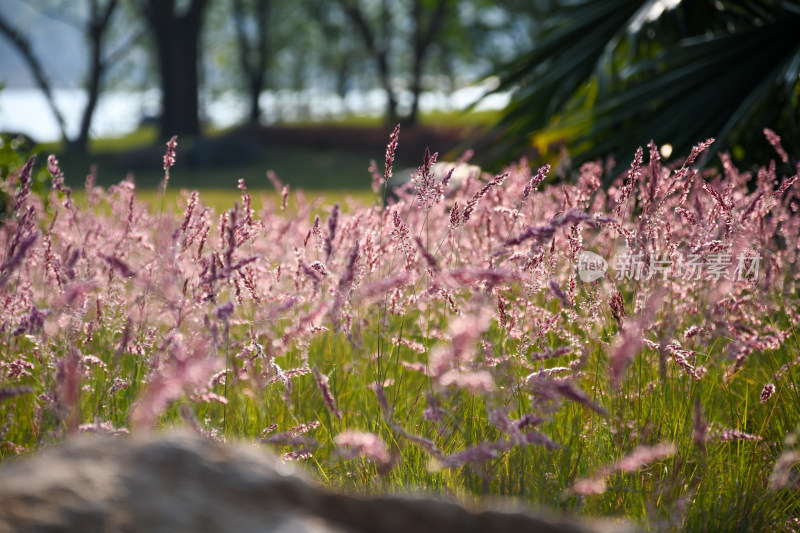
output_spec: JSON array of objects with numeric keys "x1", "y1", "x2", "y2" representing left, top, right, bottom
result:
[{"x1": 0, "y1": 432, "x2": 637, "y2": 533}]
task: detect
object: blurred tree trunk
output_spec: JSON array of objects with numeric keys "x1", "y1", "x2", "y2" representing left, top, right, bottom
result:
[
  {"x1": 335, "y1": 0, "x2": 451, "y2": 126},
  {"x1": 233, "y1": 0, "x2": 270, "y2": 125},
  {"x1": 75, "y1": 0, "x2": 118, "y2": 154},
  {"x1": 408, "y1": 0, "x2": 450, "y2": 126},
  {"x1": 336, "y1": 0, "x2": 398, "y2": 125},
  {"x1": 140, "y1": 0, "x2": 209, "y2": 139},
  {"x1": 313, "y1": 1, "x2": 356, "y2": 101}
]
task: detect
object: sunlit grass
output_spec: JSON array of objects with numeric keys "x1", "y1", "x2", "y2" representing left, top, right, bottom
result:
[
  {"x1": 2, "y1": 129, "x2": 799, "y2": 532},
  {"x1": 37, "y1": 110, "x2": 495, "y2": 194},
  {"x1": 71, "y1": 188, "x2": 377, "y2": 216},
  {"x1": 266, "y1": 108, "x2": 500, "y2": 129}
]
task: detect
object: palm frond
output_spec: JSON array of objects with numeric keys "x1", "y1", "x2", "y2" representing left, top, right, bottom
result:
[{"x1": 483, "y1": 0, "x2": 800, "y2": 173}]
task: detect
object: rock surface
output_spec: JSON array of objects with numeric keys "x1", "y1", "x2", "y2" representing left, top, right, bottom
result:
[{"x1": 0, "y1": 432, "x2": 637, "y2": 533}]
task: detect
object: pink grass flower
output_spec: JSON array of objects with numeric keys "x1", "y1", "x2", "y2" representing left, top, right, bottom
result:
[
  {"x1": 770, "y1": 450, "x2": 800, "y2": 490},
  {"x1": 102, "y1": 254, "x2": 137, "y2": 279},
  {"x1": 131, "y1": 337, "x2": 221, "y2": 429},
  {"x1": 529, "y1": 346, "x2": 572, "y2": 362},
  {"x1": 334, "y1": 430, "x2": 391, "y2": 465},
  {"x1": 257, "y1": 424, "x2": 278, "y2": 442},
  {"x1": 714, "y1": 427, "x2": 762, "y2": 442},
  {"x1": 0, "y1": 232, "x2": 38, "y2": 289},
  {"x1": 369, "y1": 160, "x2": 382, "y2": 194},
  {"x1": 281, "y1": 185, "x2": 289, "y2": 212},
  {"x1": 313, "y1": 366, "x2": 342, "y2": 419},
  {"x1": 461, "y1": 172, "x2": 508, "y2": 225},
  {"x1": 763, "y1": 128, "x2": 789, "y2": 163},
  {"x1": 571, "y1": 477, "x2": 607, "y2": 496},
  {"x1": 546, "y1": 378, "x2": 606, "y2": 415},
  {"x1": 429, "y1": 309, "x2": 491, "y2": 377},
  {"x1": 392, "y1": 423, "x2": 443, "y2": 458},
  {"x1": 522, "y1": 164, "x2": 550, "y2": 203},
  {"x1": 609, "y1": 325, "x2": 641, "y2": 384},
  {"x1": 760, "y1": 383, "x2": 776, "y2": 404},
  {"x1": 609, "y1": 290, "x2": 626, "y2": 328},
  {"x1": 0, "y1": 386, "x2": 33, "y2": 401},
  {"x1": 442, "y1": 267, "x2": 516, "y2": 288},
  {"x1": 384, "y1": 124, "x2": 400, "y2": 185},
  {"x1": 412, "y1": 147, "x2": 439, "y2": 207},
  {"x1": 283, "y1": 451, "x2": 313, "y2": 461},
  {"x1": 684, "y1": 325, "x2": 703, "y2": 339},
  {"x1": 774, "y1": 174, "x2": 798, "y2": 199},
  {"x1": 612, "y1": 443, "x2": 677, "y2": 473},
  {"x1": 163, "y1": 135, "x2": 178, "y2": 171},
  {"x1": 289, "y1": 420, "x2": 321, "y2": 436},
  {"x1": 572, "y1": 443, "x2": 676, "y2": 496},
  {"x1": 438, "y1": 369, "x2": 495, "y2": 393},
  {"x1": 56, "y1": 349, "x2": 82, "y2": 433},
  {"x1": 434, "y1": 440, "x2": 513, "y2": 470},
  {"x1": 414, "y1": 236, "x2": 439, "y2": 272},
  {"x1": 324, "y1": 203, "x2": 340, "y2": 261},
  {"x1": 685, "y1": 138, "x2": 715, "y2": 167},
  {"x1": 501, "y1": 209, "x2": 594, "y2": 249},
  {"x1": 266, "y1": 169, "x2": 283, "y2": 192},
  {"x1": 392, "y1": 337, "x2": 426, "y2": 353},
  {"x1": 667, "y1": 342, "x2": 703, "y2": 380},
  {"x1": 548, "y1": 279, "x2": 571, "y2": 308},
  {"x1": 646, "y1": 140, "x2": 661, "y2": 206},
  {"x1": 13, "y1": 155, "x2": 35, "y2": 211},
  {"x1": 78, "y1": 421, "x2": 129, "y2": 436},
  {"x1": 615, "y1": 146, "x2": 643, "y2": 218},
  {"x1": 267, "y1": 433, "x2": 318, "y2": 447}
]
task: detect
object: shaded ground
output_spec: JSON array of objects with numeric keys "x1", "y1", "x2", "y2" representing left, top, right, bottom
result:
[{"x1": 50, "y1": 124, "x2": 479, "y2": 191}]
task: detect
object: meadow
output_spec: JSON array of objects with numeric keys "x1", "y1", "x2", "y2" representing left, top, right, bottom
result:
[{"x1": 1, "y1": 128, "x2": 798, "y2": 531}]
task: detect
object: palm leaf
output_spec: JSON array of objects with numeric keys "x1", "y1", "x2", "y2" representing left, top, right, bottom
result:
[
  {"x1": 560, "y1": 16, "x2": 800, "y2": 169},
  {"x1": 483, "y1": 0, "x2": 800, "y2": 172}
]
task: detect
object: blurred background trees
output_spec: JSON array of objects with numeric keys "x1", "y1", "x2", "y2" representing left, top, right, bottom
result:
[
  {"x1": 0, "y1": 0, "x2": 797, "y2": 173},
  {"x1": 0, "y1": 0, "x2": 532, "y2": 138},
  {"x1": 231, "y1": 0, "x2": 270, "y2": 125},
  {"x1": 333, "y1": 0, "x2": 456, "y2": 125},
  {"x1": 138, "y1": 0, "x2": 209, "y2": 138},
  {"x1": 0, "y1": 0, "x2": 143, "y2": 153}
]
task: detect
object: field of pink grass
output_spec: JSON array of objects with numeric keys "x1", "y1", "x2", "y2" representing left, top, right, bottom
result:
[{"x1": 1, "y1": 127, "x2": 799, "y2": 531}]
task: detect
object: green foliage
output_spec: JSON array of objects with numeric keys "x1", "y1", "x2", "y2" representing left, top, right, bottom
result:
[
  {"x1": 0, "y1": 133, "x2": 50, "y2": 221},
  {"x1": 488, "y1": 0, "x2": 800, "y2": 171}
]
